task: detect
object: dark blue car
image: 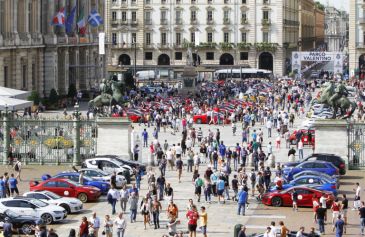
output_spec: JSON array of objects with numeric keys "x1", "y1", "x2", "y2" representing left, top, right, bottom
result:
[
  {"x1": 43, "y1": 172, "x2": 110, "y2": 194},
  {"x1": 283, "y1": 161, "x2": 339, "y2": 181},
  {"x1": 270, "y1": 175, "x2": 338, "y2": 196}
]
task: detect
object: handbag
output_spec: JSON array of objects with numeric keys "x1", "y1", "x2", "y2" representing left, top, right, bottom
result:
[{"x1": 101, "y1": 230, "x2": 106, "y2": 235}]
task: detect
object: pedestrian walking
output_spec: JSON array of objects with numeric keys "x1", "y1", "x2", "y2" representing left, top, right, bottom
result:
[
  {"x1": 103, "y1": 215, "x2": 113, "y2": 237},
  {"x1": 331, "y1": 199, "x2": 341, "y2": 224},
  {"x1": 216, "y1": 176, "x2": 225, "y2": 204},
  {"x1": 186, "y1": 205, "x2": 199, "y2": 237},
  {"x1": 128, "y1": 192, "x2": 138, "y2": 223},
  {"x1": 13, "y1": 160, "x2": 21, "y2": 181},
  {"x1": 151, "y1": 196, "x2": 162, "y2": 229},
  {"x1": 79, "y1": 216, "x2": 89, "y2": 237},
  {"x1": 194, "y1": 174, "x2": 203, "y2": 202},
  {"x1": 90, "y1": 212, "x2": 101, "y2": 237},
  {"x1": 142, "y1": 129, "x2": 148, "y2": 147},
  {"x1": 176, "y1": 158, "x2": 183, "y2": 183},
  {"x1": 113, "y1": 212, "x2": 127, "y2": 237},
  {"x1": 315, "y1": 203, "x2": 326, "y2": 234},
  {"x1": 9, "y1": 173, "x2": 19, "y2": 196},
  {"x1": 140, "y1": 198, "x2": 151, "y2": 229},
  {"x1": 341, "y1": 194, "x2": 348, "y2": 225},
  {"x1": 359, "y1": 201, "x2": 365, "y2": 235},
  {"x1": 237, "y1": 186, "x2": 248, "y2": 216},
  {"x1": 332, "y1": 215, "x2": 345, "y2": 237},
  {"x1": 353, "y1": 182, "x2": 362, "y2": 210},
  {"x1": 107, "y1": 185, "x2": 120, "y2": 215},
  {"x1": 298, "y1": 140, "x2": 304, "y2": 159},
  {"x1": 199, "y1": 206, "x2": 208, "y2": 237}
]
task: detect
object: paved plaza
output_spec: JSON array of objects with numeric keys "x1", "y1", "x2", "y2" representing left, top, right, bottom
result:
[{"x1": 1, "y1": 113, "x2": 364, "y2": 237}]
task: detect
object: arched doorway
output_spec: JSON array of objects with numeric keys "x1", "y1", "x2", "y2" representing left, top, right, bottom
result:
[
  {"x1": 219, "y1": 53, "x2": 234, "y2": 65},
  {"x1": 118, "y1": 54, "x2": 131, "y2": 65},
  {"x1": 158, "y1": 54, "x2": 170, "y2": 65},
  {"x1": 192, "y1": 53, "x2": 201, "y2": 66},
  {"x1": 259, "y1": 52, "x2": 273, "y2": 71}
]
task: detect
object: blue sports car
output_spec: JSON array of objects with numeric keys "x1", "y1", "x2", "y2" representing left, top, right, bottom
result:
[
  {"x1": 283, "y1": 161, "x2": 339, "y2": 181},
  {"x1": 270, "y1": 175, "x2": 338, "y2": 196},
  {"x1": 43, "y1": 172, "x2": 110, "y2": 194}
]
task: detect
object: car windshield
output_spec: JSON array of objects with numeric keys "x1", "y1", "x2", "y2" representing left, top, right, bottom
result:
[
  {"x1": 4, "y1": 210, "x2": 17, "y2": 218},
  {"x1": 67, "y1": 180, "x2": 82, "y2": 187},
  {"x1": 44, "y1": 191, "x2": 61, "y2": 199},
  {"x1": 29, "y1": 199, "x2": 48, "y2": 207}
]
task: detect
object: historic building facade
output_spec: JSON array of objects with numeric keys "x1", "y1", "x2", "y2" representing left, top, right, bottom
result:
[
  {"x1": 349, "y1": 0, "x2": 364, "y2": 75},
  {"x1": 107, "y1": 0, "x2": 300, "y2": 76},
  {"x1": 0, "y1": 0, "x2": 105, "y2": 97},
  {"x1": 325, "y1": 6, "x2": 348, "y2": 52}
]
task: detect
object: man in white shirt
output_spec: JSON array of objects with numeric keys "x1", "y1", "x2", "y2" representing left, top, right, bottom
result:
[
  {"x1": 298, "y1": 140, "x2": 304, "y2": 159},
  {"x1": 266, "y1": 120, "x2": 272, "y2": 138},
  {"x1": 353, "y1": 182, "x2": 362, "y2": 209},
  {"x1": 90, "y1": 212, "x2": 101, "y2": 237},
  {"x1": 108, "y1": 186, "x2": 120, "y2": 215},
  {"x1": 175, "y1": 143, "x2": 182, "y2": 159},
  {"x1": 114, "y1": 212, "x2": 127, "y2": 237}
]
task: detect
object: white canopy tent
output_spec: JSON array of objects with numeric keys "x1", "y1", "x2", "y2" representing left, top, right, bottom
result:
[
  {"x1": 0, "y1": 97, "x2": 33, "y2": 111},
  {"x1": 0, "y1": 87, "x2": 31, "y2": 100}
]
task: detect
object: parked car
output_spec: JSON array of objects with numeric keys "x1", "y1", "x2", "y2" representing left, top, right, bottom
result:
[
  {"x1": 292, "y1": 170, "x2": 339, "y2": 188},
  {"x1": 81, "y1": 157, "x2": 133, "y2": 176},
  {"x1": 0, "y1": 197, "x2": 67, "y2": 225},
  {"x1": 78, "y1": 168, "x2": 127, "y2": 188},
  {"x1": 289, "y1": 129, "x2": 315, "y2": 145},
  {"x1": 283, "y1": 161, "x2": 339, "y2": 181},
  {"x1": 95, "y1": 155, "x2": 146, "y2": 174},
  {"x1": 262, "y1": 186, "x2": 334, "y2": 207},
  {"x1": 269, "y1": 175, "x2": 338, "y2": 196},
  {"x1": 248, "y1": 231, "x2": 319, "y2": 237},
  {"x1": 284, "y1": 153, "x2": 346, "y2": 175},
  {"x1": 44, "y1": 172, "x2": 110, "y2": 194},
  {"x1": 23, "y1": 191, "x2": 83, "y2": 214},
  {"x1": 30, "y1": 178, "x2": 101, "y2": 203},
  {"x1": 0, "y1": 209, "x2": 41, "y2": 235}
]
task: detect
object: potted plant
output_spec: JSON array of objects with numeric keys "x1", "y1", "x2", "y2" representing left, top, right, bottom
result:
[
  {"x1": 219, "y1": 42, "x2": 234, "y2": 50},
  {"x1": 237, "y1": 42, "x2": 252, "y2": 50}
]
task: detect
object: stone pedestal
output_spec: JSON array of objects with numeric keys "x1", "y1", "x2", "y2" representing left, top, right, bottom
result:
[
  {"x1": 96, "y1": 118, "x2": 131, "y2": 157},
  {"x1": 313, "y1": 119, "x2": 348, "y2": 162}
]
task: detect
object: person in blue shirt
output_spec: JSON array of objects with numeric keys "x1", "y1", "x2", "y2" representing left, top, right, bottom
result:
[
  {"x1": 218, "y1": 141, "x2": 226, "y2": 159},
  {"x1": 142, "y1": 129, "x2": 148, "y2": 147},
  {"x1": 216, "y1": 176, "x2": 225, "y2": 204},
  {"x1": 333, "y1": 215, "x2": 345, "y2": 237},
  {"x1": 9, "y1": 173, "x2": 19, "y2": 196},
  {"x1": 0, "y1": 176, "x2": 5, "y2": 198},
  {"x1": 237, "y1": 186, "x2": 248, "y2": 215}
]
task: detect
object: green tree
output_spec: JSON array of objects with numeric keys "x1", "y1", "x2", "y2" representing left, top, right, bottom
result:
[
  {"x1": 67, "y1": 83, "x2": 77, "y2": 99},
  {"x1": 28, "y1": 91, "x2": 40, "y2": 106},
  {"x1": 49, "y1": 88, "x2": 59, "y2": 106}
]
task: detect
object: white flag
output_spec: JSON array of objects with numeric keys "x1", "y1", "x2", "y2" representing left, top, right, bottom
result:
[
  {"x1": 99, "y1": 32, "x2": 105, "y2": 55},
  {"x1": 195, "y1": 31, "x2": 200, "y2": 46}
]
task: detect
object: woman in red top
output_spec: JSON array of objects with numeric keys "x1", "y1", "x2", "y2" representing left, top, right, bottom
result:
[
  {"x1": 331, "y1": 198, "x2": 340, "y2": 224},
  {"x1": 79, "y1": 216, "x2": 89, "y2": 237},
  {"x1": 186, "y1": 205, "x2": 199, "y2": 237}
]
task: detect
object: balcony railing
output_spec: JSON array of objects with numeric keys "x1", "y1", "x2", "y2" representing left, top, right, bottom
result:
[
  {"x1": 175, "y1": 19, "x2": 183, "y2": 25},
  {"x1": 173, "y1": 43, "x2": 186, "y2": 49},
  {"x1": 241, "y1": 18, "x2": 248, "y2": 25},
  {"x1": 207, "y1": 19, "x2": 214, "y2": 25},
  {"x1": 356, "y1": 42, "x2": 365, "y2": 49},
  {"x1": 144, "y1": 43, "x2": 155, "y2": 49},
  {"x1": 190, "y1": 19, "x2": 198, "y2": 24},
  {"x1": 157, "y1": 43, "x2": 170, "y2": 49},
  {"x1": 145, "y1": 19, "x2": 152, "y2": 25},
  {"x1": 263, "y1": 0, "x2": 270, "y2": 5},
  {"x1": 111, "y1": 43, "x2": 139, "y2": 49},
  {"x1": 223, "y1": 18, "x2": 230, "y2": 24}
]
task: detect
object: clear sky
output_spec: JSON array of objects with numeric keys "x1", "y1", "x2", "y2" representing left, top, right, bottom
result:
[{"x1": 317, "y1": 0, "x2": 349, "y2": 12}]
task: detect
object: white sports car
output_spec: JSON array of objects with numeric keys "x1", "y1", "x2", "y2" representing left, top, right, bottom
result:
[
  {"x1": 79, "y1": 168, "x2": 127, "y2": 188},
  {"x1": 23, "y1": 191, "x2": 83, "y2": 214}
]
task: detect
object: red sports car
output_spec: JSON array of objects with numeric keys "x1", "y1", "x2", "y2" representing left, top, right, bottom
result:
[
  {"x1": 193, "y1": 114, "x2": 231, "y2": 124},
  {"x1": 289, "y1": 129, "x2": 315, "y2": 145},
  {"x1": 262, "y1": 186, "x2": 334, "y2": 207},
  {"x1": 30, "y1": 178, "x2": 101, "y2": 203}
]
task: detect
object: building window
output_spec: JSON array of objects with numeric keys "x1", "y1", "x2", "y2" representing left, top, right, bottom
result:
[
  {"x1": 191, "y1": 11, "x2": 196, "y2": 21},
  {"x1": 131, "y1": 0, "x2": 136, "y2": 4},
  {"x1": 112, "y1": 12, "x2": 117, "y2": 21},
  {"x1": 207, "y1": 32, "x2": 213, "y2": 43},
  {"x1": 224, "y1": 10, "x2": 229, "y2": 20},
  {"x1": 121, "y1": 0, "x2": 126, "y2": 4},
  {"x1": 145, "y1": 11, "x2": 151, "y2": 24},
  {"x1": 32, "y1": 63, "x2": 36, "y2": 89},
  {"x1": 161, "y1": 32, "x2": 167, "y2": 45},
  {"x1": 145, "y1": 0, "x2": 151, "y2": 4},
  {"x1": 4, "y1": 66, "x2": 8, "y2": 87},
  {"x1": 263, "y1": 32, "x2": 269, "y2": 42},
  {"x1": 206, "y1": 52, "x2": 214, "y2": 60},
  {"x1": 263, "y1": 0, "x2": 269, "y2": 3},
  {"x1": 240, "y1": 52, "x2": 248, "y2": 60},
  {"x1": 176, "y1": 0, "x2": 181, "y2": 3},
  {"x1": 22, "y1": 65, "x2": 27, "y2": 89},
  {"x1": 112, "y1": 33, "x2": 117, "y2": 44},
  {"x1": 161, "y1": 0, "x2": 167, "y2": 3},
  {"x1": 161, "y1": 10, "x2": 167, "y2": 20},
  {"x1": 122, "y1": 12, "x2": 127, "y2": 21},
  {"x1": 146, "y1": 33, "x2": 151, "y2": 45},
  {"x1": 176, "y1": 32, "x2": 181, "y2": 45},
  {"x1": 224, "y1": 0, "x2": 229, "y2": 3},
  {"x1": 241, "y1": 32, "x2": 246, "y2": 42},
  {"x1": 132, "y1": 33, "x2": 136, "y2": 43},
  {"x1": 175, "y1": 52, "x2": 183, "y2": 60},
  {"x1": 242, "y1": 0, "x2": 246, "y2": 3},
  {"x1": 190, "y1": 32, "x2": 195, "y2": 43},
  {"x1": 241, "y1": 12, "x2": 247, "y2": 21},
  {"x1": 132, "y1": 12, "x2": 136, "y2": 21},
  {"x1": 176, "y1": 10, "x2": 181, "y2": 24},
  {"x1": 208, "y1": 0, "x2": 212, "y2": 3},
  {"x1": 223, "y1": 32, "x2": 229, "y2": 43},
  {"x1": 207, "y1": 11, "x2": 213, "y2": 21},
  {"x1": 145, "y1": 52, "x2": 153, "y2": 60},
  {"x1": 263, "y1": 11, "x2": 269, "y2": 20},
  {"x1": 191, "y1": 0, "x2": 196, "y2": 3}
]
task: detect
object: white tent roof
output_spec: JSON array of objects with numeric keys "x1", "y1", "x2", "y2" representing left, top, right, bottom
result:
[
  {"x1": 0, "y1": 97, "x2": 33, "y2": 111},
  {"x1": 0, "y1": 87, "x2": 30, "y2": 100}
]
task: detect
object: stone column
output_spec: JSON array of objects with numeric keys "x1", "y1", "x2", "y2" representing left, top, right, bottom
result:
[
  {"x1": 47, "y1": 0, "x2": 55, "y2": 35},
  {"x1": 14, "y1": 53, "x2": 22, "y2": 89},
  {"x1": 0, "y1": 56, "x2": 4, "y2": 86},
  {"x1": 73, "y1": 111, "x2": 81, "y2": 166}
]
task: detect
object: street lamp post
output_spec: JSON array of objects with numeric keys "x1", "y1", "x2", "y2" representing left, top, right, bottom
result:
[
  {"x1": 2, "y1": 104, "x2": 10, "y2": 165},
  {"x1": 133, "y1": 39, "x2": 137, "y2": 84},
  {"x1": 72, "y1": 102, "x2": 81, "y2": 166}
]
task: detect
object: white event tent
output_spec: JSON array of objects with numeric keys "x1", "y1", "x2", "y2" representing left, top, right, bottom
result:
[{"x1": 0, "y1": 87, "x2": 33, "y2": 111}]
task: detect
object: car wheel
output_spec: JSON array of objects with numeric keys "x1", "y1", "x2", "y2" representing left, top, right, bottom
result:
[
  {"x1": 78, "y1": 193, "x2": 88, "y2": 203},
  {"x1": 41, "y1": 213, "x2": 53, "y2": 225},
  {"x1": 60, "y1": 203, "x2": 71, "y2": 214},
  {"x1": 271, "y1": 196, "x2": 282, "y2": 207},
  {"x1": 196, "y1": 119, "x2": 202, "y2": 124},
  {"x1": 21, "y1": 223, "x2": 34, "y2": 235}
]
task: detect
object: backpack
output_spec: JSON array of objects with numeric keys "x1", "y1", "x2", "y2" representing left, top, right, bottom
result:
[
  {"x1": 14, "y1": 162, "x2": 19, "y2": 172},
  {"x1": 250, "y1": 173, "x2": 256, "y2": 182}
]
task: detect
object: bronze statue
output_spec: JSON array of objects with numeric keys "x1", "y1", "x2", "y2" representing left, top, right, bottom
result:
[
  {"x1": 88, "y1": 78, "x2": 125, "y2": 110},
  {"x1": 315, "y1": 82, "x2": 356, "y2": 119}
]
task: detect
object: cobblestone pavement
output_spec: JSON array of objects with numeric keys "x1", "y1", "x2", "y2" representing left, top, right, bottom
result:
[{"x1": 1, "y1": 113, "x2": 364, "y2": 237}]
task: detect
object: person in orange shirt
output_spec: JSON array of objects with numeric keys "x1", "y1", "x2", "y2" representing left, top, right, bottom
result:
[{"x1": 279, "y1": 221, "x2": 289, "y2": 237}]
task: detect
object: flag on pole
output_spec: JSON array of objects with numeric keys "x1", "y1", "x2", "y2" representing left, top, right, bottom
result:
[
  {"x1": 65, "y1": 6, "x2": 76, "y2": 34},
  {"x1": 77, "y1": 8, "x2": 86, "y2": 35},
  {"x1": 88, "y1": 10, "x2": 103, "y2": 27},
  {"x1": 52, "y1": 7, "x2": 66, "y2": 26}
]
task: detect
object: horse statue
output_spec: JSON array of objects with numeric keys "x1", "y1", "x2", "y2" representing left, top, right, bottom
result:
[{"x1": 316, "y1": 82, "x2": 356, "y2": 119}]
